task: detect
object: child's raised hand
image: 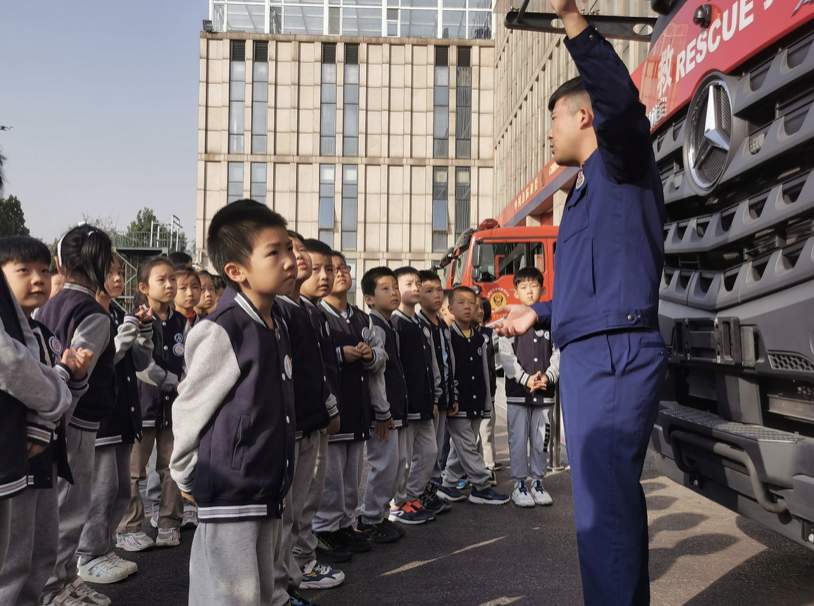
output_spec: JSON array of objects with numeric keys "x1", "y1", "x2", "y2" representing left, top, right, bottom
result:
[
  {"x1": 342, "y1": 345, "x2": 362, "y2": 362},
  {"x1": 61, "y1": 347, "x2": 94, "y2": 380},
  {"x1": 135, "y1": 304, "x2": 154, "y2": 324}
]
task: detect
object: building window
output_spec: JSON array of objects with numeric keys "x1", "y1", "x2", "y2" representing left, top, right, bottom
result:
[
  {"x1": 433, "y1": 46, "x2": 449, "y2": 159},
  {"x1": 454, "y1": 167, "x2": 470, "y2": 238},
  {"x1": 432, "y1": 167, "x2": 449, "y2": 252},
  {"x1": 319, "y1": 164, "x2": 335, "y2": 247},
  {"x1": 341, "y1": 165, "x2": 358, "y2": 251},
  {"x1": 229, "y1": 40, "x2": 246, "y2": 154},
  {"x1": 250, "y1": 162, "x2": 266, "y2": 204},
  {"x1": 227, "y1": 162, "x2": 244, "y2": 204},
  {"x1": 386, "y1": 8, "x2": 398, "y2": 36},
  {"x1": 321, "y1": 44, "x2": 337, "y2": 156},
  {"x1": 251, "y1": 42, "x2": 268, "y2": 154},
  {"x1": 456, "y1": 46, "x2": 471, "y2": 159},
  {"x1": 343, "y1": 44, "x2": 359, "y2": 157}
]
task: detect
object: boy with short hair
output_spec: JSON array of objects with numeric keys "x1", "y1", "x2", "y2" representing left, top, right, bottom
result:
[
  {"x1": 358, "y1": 266, "x2": 409, "y2": 541},
  {"x1": 314, "y1": 252, "x2": 384, "y2": 556},
  {"x1": 438, "y1": 287, "x2": 510, "y2": 505},
  {"x1": 390, "y1": 267, "x2": 442, "y2": 524},
  {"x1": 275, "y1": 231, "x2": 344, "y2": 603},
  {"x1": 170, "y1": 199, "x2": 298, "y2": 606},
  {"x1": 416, "y1": 270, "x2": 457, "y2": 515},
  {"x1": 0, "y1": 236, "x2": 91, "y2": 606},
  {"x1": 174, "y1": 265, "x2": 202, "y2": 330},
  {"x1": 498, "y1": 267, "x2": 559, "y2": 507}
]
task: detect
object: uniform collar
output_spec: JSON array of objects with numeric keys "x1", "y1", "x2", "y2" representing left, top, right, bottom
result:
[
  {"x1": 234, "y1": 292, "x2": 272, "y2": 329},
  {"x1": 278, "y1": 294, "x2": 301, "y2": 308},
  {"x1": 369, "y1": 309, "x2": 393, "y2": 326},
  {"x1": 320, "y1": 299, "x2": 353, "y2": 320},
  {"x1": 450, "y1": 322, "x2": 474, "y2": 338},
  {"x1": 63, "y1": 282, "x2": 96, "y2": 298},
  {"x1": 393, "y1": 308, "x2": 419, "y2": 324}
]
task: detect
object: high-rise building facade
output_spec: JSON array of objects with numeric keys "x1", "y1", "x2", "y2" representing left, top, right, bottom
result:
[{"x1": 197, "y1": 0, "x2": 496, "y2": 301}]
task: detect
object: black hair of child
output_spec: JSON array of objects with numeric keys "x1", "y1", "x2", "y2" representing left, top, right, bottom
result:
[
  {"x1": 168, "y1": 251, "x2": 193, "y2": 267},
  {"x1": 287, "y1": 229, "x2": 305, "y2": 244},
  {"x1": 302, "y1": 238, "x2": 334, "y2": 257},
  {"x1": 393, "y1": 266, "x2": 420, "y2": 280},
  {"x1": 418, "y1": 269, "x2": 442, "y2": 285},
  {"x1": 361, "y1": 266, "x2": 396, "y2": 298},
  {"x1": 206, "y1": 199, "x2": 288, "y2": 289},
  {"x1": 57, "y1": 224, "x2": 113, "y2": 292},
  {"x1": 480, "y1": 297, "x2": 492, "y2": 324},
  {"x1": 448, "y1": 285, "x2": 477, "y2": 304},
  {"x1": 513, "y1": 266, "x2": 544, "y2": 287},
  {"x1": 0, "y1": 235, "x2": 52, "y2": 267}
]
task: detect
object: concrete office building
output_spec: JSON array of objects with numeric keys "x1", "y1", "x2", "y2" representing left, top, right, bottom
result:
[
  {"x1": 197, "y1": 0, "x2": 496, "y2": 301},
  {"x1": 492, "y1": 0, "x2": 654, "y2": 227}
]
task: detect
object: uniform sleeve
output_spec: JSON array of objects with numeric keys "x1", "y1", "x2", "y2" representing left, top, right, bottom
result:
[
  {"x1": 531, "y1": 301, "x2": 552, "y2": 328},
  {"x1": 498, "y1": 336, "x2": 531, "y2": 387},
  {"x1": 427, "y1": 331, "x2": 443, "y2": 404},
  {"x1": 363, "y1": 316, "x2": 386, "y2": 373},
  {"x1": 130, "y1": 322, "x2": 154, "y2": 372},
  {"x1": 112, "y1": 315, "x2": 140, "y2": 364},
  {"x1": 447, "y1": 332, "x2": 459, "y2": 406},
  {"x1": 564, "y1": 25, "x2": 652, "y2": 183},
  {"x1": 170, "y1": 321, "x2": 241, "y2": 494},
  {"x1": 480, "y1": 334, "x2": 493, "y2": 412},
  {"x1": 545, "y1": 347, "x2": 561, "y2": 385},
  {"x1": 70, "y1": 313, "x2": 111, "y2": 379},
  {"x1": 367, "y1": 324, "x2": 392, "y2": 422},
  {"x1": 486, "y1": 335, "x2": 498, "y2": 398}
]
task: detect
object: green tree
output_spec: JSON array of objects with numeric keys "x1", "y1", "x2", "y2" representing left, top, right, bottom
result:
[
  {"x1": 0, "y1": 195, "x2": 30, "y2": 236},
  {"x1": 126, "y1": 207, "x2": 160, "y2": 236}
]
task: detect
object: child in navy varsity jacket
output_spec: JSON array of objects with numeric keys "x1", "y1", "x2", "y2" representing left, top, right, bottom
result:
[
  {"x1": 122, "y1": 257, "x2": 185, "y2": 548},
  {"x1": 273, "y1": 232, "x2": 344, "y2": 600},
  {"x1": 416, "y1": 270, "x2": 458, "y2": 514},
  {"x1": 390, "y1": 267, "x2": 442, "y2": 524},
  {"x1": 75, "y1": 257, "x2": 154, "y2": 583},
  {"x1": 475, "y1": 298, "x2": 500, "y2": 480},
  {"x1": 313, "y1": 251, "x2": 385, "y2": 558},
  {"x1": 498, "y1": 267, "x2": 560, "y2": 508},
  {"x1": 36, "y1": 225, "x2": 119, "y2": 606},
  {"x1": 437, "y1": 287, "x2": 510, "y2": 506},
  {"x1": 358, "y1": 267, "x2": 409, "y2": 542},
  {"x1": 0, "y1": 237, "x2": 91, "y2": 606},
  {"x1": 170, "y1": 200, "x2": 298, "y2": 606}
]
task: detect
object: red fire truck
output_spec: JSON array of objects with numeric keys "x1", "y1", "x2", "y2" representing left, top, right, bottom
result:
[{"x1": 495, "y1": 0, "x2": 814, "y2": 549}]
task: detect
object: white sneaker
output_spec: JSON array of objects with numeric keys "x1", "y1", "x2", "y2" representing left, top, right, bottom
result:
[
  {"x1": 67, "y1": 578, "x2": 112, "y2": 605},
  {"x1": 46, "y1": 586, "x2": 87, "y2": 606},
  {"x1": 155, "y1": 527, "x2": 181, "y2": 547},
  {"x1": 299, "y1": 559, "x2": 346, "y2": 589},
  {"x1": 116, "y1": 531, "x2": 154, "y2": 552},
  {"x1": 77, "y1": 553, "x2": 132, "y2": 585},
  {"x1": 106, "y1": 552, "x2": 138, "y2": 576},
  {"x1": 531, "y1": 480, "x2": 554, "y2": 506},
  {"x1": 511, "y1": 481, "x2": 536, "y2": 507},
  {"x1": 182, "y1": 504, "x2": 198, "y2": 528}
]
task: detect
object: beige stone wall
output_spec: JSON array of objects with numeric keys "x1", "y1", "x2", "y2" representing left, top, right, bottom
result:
[
  {"x1": 198, "y1": 33, "x2": 496, "y2": 301},
  {"x1": 492, "y1": 0, "x2": 654, "y2": 224}
]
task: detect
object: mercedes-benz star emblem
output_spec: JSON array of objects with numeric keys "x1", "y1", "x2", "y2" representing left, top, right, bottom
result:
[{"x1": 685, "y1": 78, "x2": 733, "y2": 193}]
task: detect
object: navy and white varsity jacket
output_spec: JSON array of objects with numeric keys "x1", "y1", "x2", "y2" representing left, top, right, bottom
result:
[
  {"x1": 276, "y1": 295, "x2": 338, "y2": 438},
  {"x1": 499, "y1": 329, "x2": 560, "y2": 407},
  {"x1": 369, "y1": 310, "x2": 408, "y2": 428},
  {"x1": 391, "y1": 309, "x2": 442, "y2": 422},
  {"x1": 448, "y1": 323, "x2": 492, "y2": 419},
  {"x1": 137, "y1": 310, "x2": 186, "y2": 429},
  {"x1": 319, "y1": 300, "x2": 385, "y2": 442},
  {"x1": 0, "y1": 273, "x2": 83, "y2": 499},
  {"x1": 417, "y1": 310, "x2": 458, "y2": 410},
  {"x1": 301, "y1": 296, "x2": 340, "y2": 409},
  {"x1": 170, "y1": 292, "x2": 297, "y2": 522},
  {"x1": 96, "y1": 302, "x2": 153, "y2": 447},
  {"x1": 37, "y1": 283, "x2": 116, "y2": 432}
]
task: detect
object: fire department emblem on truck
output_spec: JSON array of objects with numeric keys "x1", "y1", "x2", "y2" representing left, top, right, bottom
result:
[{"x1": 489, "y1": 288, "x2": 509, "y2": 311}]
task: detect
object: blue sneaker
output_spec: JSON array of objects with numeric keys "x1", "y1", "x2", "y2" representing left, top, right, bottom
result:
[
  {"x1": 468, "y1": 486, "x2": 510, "y2": 505},
  {"x1": 456, "y1": 479, "x2": 468, "y2": 490},
  {"x1": 437, "y1": 484, "x2": 468, "y2": 502}
]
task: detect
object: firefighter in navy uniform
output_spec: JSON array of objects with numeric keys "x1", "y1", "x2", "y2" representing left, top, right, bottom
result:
[{"x1": 492, "y1": 1, "x2": 667, "y2": 604}]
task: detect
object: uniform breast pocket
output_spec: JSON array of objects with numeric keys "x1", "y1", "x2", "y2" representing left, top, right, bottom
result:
[{"x1": 559, "y1": 198, "x2": 590, "y2": 244}]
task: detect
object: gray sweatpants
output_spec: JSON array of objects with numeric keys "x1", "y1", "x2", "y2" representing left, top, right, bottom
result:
[
  {"x1": 0, "y1": 486, "x2": 59, "y2": 606},
  {"x1": 77, "y1": 444, "x2": 131, "y2": 562},
  {"x1": 443, "y1": 417, "x2": 491, "y2": 490},
  {"x1": 359, "y1": 426, "x2": 400, "y2": 524},
  {"x1": 275, "y1": 432, "x2": 320, "y2": 591},
  {"x1": 43, "y1": 425, "x2": 97, "y2": 597},
  {"x1": 292, "y1": 430, "x2": 328, "y2": 567},
  {"x1": 479, "y1": 407, "x2": 497, "y2": 470},
  {"x1": 312, "y1": 441, "x2": 364, "y2": 533},
  {"x1": 431, "y1": 413, "x2": 448, "y2": 484},
  {"x1": 507, "y1": 405, "x2": 551, "y2": 481},
  {"x1": 189, "y1": 519, "x2": 287, "y2": 606},
  {"x1": 394, "y1": 419, "x2": 438, "y2": 506}
]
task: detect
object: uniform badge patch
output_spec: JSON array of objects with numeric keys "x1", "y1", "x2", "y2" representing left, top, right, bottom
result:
[
  {"x1": 174, "y1": 333, "x2": 184, "y2": 343},
  {"x1": 172, "y1": 343, "x2": 185, "y2": 357},
  {"x1": 284, "y1": 354, "x2": 293, "y2": 379},
  {"x1": 361, "y1": 327, "x2": 371, "y2": 342},
  {"x1": 48, "y1": 336, "x2": 64, "y2": 356}
]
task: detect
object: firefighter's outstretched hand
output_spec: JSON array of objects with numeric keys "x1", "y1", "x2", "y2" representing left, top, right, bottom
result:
[{"x1": 489, "y1": 304, "x2": 537, "y2": 337}]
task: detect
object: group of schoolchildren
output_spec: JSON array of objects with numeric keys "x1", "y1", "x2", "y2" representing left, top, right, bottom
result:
[{"x1": 0, "y1": 198, "x2": 559, "y2": 606}]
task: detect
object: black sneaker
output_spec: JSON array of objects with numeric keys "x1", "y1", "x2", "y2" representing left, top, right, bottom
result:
[
  {"x1": 468, "y1": 486, "x2": 511, "y2": 505},
  {"x1": 315, "y1": 532, "x2": 353, "y2": 563},
  {"x1": 357, "y1": 520, "x2": 403, "y2": 544},
  {"x1": 421, "y1": 489, "x2": 452, "y2": 515},
  {"x1": 289, "y1": 589, "x2": 318, "y2": 606},
  {"x1": 335, "y1": 526, "x2": 372, "y2": 553},
  {"x1": 436, "y1": 485, "x2": 468, "y2": 502},
  {"x1": 380, "y1": 518, "x2": 406, "y2": 538}
]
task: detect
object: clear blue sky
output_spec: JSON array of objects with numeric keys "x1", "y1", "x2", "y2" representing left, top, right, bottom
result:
[{"x1": 0, "y1": 0, "x2": 206, "y2": 243}]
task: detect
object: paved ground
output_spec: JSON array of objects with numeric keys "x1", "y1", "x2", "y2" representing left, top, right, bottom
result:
[{"x1": 100, "y1": 383, "x2": 814, "y2": 605}]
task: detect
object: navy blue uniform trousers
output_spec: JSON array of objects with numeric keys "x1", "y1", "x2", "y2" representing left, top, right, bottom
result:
[{"x1": 559, "y1": 329, "x2": 666, "y2": 605}]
